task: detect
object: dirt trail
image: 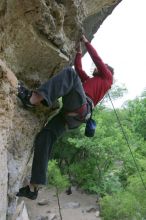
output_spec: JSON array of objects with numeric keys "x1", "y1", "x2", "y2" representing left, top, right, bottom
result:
[{"x1": 24, "y1": 187, "x2": 101, "y2": 220}]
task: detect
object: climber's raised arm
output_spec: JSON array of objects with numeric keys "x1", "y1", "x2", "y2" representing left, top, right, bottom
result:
[
  {"x1": 74, "y1": 42, "x2": 90, "y2": 83},
  {"x1": 81, "y1": 35, "x2": 113, "y2": 81}
]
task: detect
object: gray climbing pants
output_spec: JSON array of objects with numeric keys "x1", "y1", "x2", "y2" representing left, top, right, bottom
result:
[{"x1": 30, "y1": 67, "x2": 90, "y2": 185}]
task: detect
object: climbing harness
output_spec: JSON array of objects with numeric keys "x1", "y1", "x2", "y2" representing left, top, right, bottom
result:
[
  {"x1": 64, "y1": 96, "x2": 92, "y2": 130},
  {"x1": 108, "y1": 93, "x2": 146, "y2": 190}
]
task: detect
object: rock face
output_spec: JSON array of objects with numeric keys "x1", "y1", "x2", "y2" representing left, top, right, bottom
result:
[{"x1": 0, "y1": 0, "x2": 122, "y2": 219}]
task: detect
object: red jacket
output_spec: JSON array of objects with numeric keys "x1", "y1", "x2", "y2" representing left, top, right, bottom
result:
[{"x1": 74, "y1": 42, "x2": 113, "y2": 107}]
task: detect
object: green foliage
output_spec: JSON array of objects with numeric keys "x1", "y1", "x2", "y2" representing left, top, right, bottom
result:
[
  {"x1": 100, "y1": 191, "x2": 141, "y2": 220},
  {"x1": 69, "y1": 158, "x2": 99, "y2": 193},
  {"x1": 100, "y1": 174, "x2": 146, "y2": 220},
  {"x1": 101, "y1": 171, "x2": 122, "y2": 194},
  {"x1": 48, "y1": 160, "x2": 69, "y2": 193},
  {"x1": 126, "y1": 98, "x2": 146, "y2": 139},
  {"x1": 50, "y1": 87, "x2": 146, "y2": 219},
  {"x1": 127, "y1": 174, "x2": 146, "y2": 216}
]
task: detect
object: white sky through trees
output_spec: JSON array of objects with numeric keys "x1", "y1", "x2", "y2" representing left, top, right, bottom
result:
[{"x1": 82, "y1": 0, "x2": 146, "y2": 107}]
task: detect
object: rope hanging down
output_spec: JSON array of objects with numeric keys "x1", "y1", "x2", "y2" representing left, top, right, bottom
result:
[{"x1": 108, "y1": 93, "x2": 146, "y2": 191}]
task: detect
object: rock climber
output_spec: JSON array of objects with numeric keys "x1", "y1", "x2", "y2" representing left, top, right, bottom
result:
[{"x1": 16, "y1": 34, "x2": 114, "y2": 200}]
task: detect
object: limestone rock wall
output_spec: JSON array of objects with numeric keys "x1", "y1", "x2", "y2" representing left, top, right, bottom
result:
[
  {"x1": 0, "y1": 64, "x2": 46, "y2": 219},
  {"x1": 0, "y1": 0, "x2": 122, "y2": 84},
  {"x1": 0, "y1": 0, "x2": 122, "y2": 219}
]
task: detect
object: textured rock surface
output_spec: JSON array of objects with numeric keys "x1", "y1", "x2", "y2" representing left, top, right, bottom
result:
[
  {"x1": 0, "y1": 0, "x2": 122, "y2": 219},
  {"x1": 0, "y1": 62, "x2": 46, "y2": 220},
  {"x1": 0, "y1": 0, "x2": 122, "y2": 84}
]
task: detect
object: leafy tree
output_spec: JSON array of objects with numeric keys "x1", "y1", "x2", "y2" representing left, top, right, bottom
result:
[
  {"x1": 100, "y1": 191, "x2": 141, "y2": 220},
  {"x1": 128, "y1": 174, "x2": 146, "y2": 216},
  {"x1": 49, "y1": 87, "x2": 146, "y2": 219},
  {"x1": 126, "y1": 98, "x2": 146, "y2": 139},
  {"x1": 100, "y1": 174, "x2": 146, "y2": 220}
]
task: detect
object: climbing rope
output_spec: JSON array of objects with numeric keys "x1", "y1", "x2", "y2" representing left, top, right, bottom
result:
[{"x1": 108, "y1": 93, "x2": 146, "y2": 190}]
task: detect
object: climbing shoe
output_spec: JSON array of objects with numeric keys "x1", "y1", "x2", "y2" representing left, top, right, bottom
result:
[
  {"x1": 17, "y1": 82, "x2": 35, "y2": 108},
  {"x1": 16, "y1": 185, "x2": 38, "y2": 200}
]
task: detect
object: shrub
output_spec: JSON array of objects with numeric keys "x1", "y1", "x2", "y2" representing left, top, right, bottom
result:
[
  {"x1": 127, "y1": 174, "x2": 146, "y2": 217},
  {"x1": 100, "y1": 191, "x2": 141, "y2": 220}
]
